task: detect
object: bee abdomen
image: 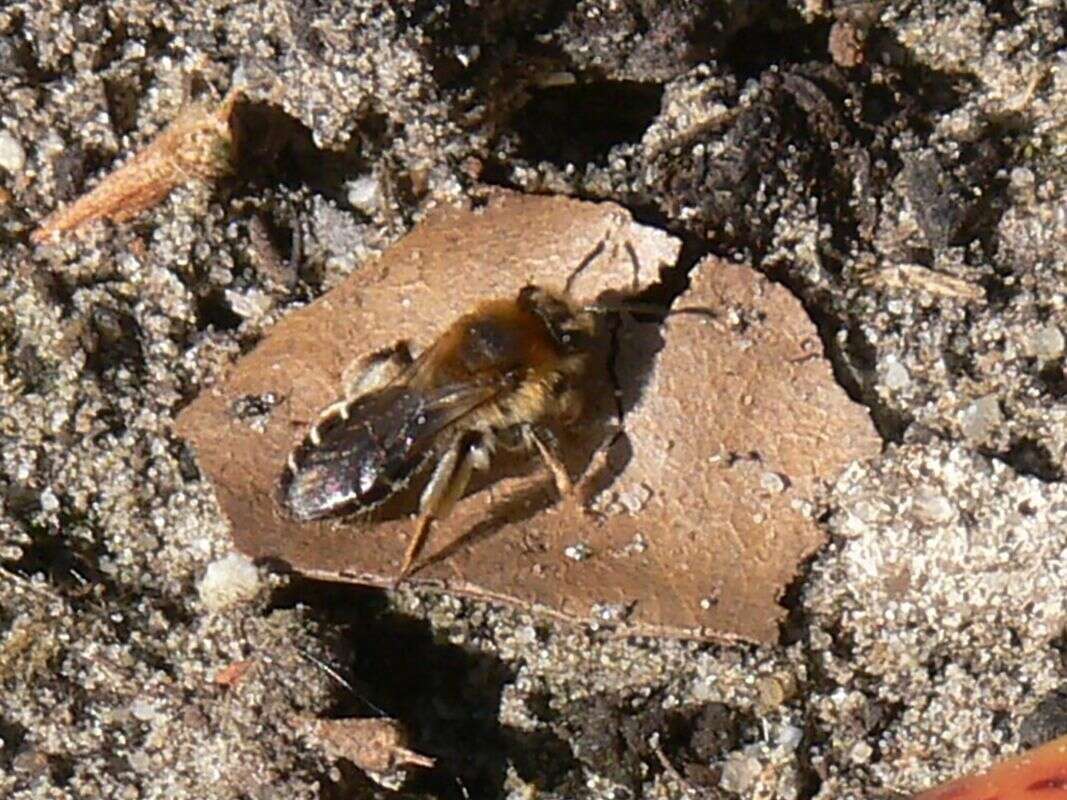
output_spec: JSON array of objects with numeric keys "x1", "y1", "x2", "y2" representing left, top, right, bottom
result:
[{"x1": 278, "y1": 386, "x2": 435, "y2": 521}]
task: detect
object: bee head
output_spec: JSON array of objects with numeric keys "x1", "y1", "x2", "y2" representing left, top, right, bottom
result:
[{"x1": 518, "y1": 285, "x2": 596, "y2": 354}]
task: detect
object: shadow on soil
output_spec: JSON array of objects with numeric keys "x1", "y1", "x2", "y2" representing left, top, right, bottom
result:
[{"x1": 271, "y1": 578, "x2": 578, "y2": 799}]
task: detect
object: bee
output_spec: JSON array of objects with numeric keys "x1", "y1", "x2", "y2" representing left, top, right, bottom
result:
[{"x1": 278, "y1": 285, "x2": 599, "y2": 579}]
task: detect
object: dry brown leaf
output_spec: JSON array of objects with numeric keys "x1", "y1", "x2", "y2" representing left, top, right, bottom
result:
[
  {"x1": 175, "y1": 190, "x2": 879, "y2": 641},
  {"x1": 31, "y1": 91, "x2": 240, "y2": 244},
  {"x1": 297, "y1": 716, "x2": 434, "y2": 773},
  {"x1": 600, "y1": 257, "x2": 882, "y2": 639},
  {"x1": 910, "y1": 733, "x2": 1067, "y2": 800}
]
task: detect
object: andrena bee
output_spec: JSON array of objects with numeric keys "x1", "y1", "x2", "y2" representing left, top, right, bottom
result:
[{"x1": 278, "y1": 285, "x2": 597, "y2": 579}]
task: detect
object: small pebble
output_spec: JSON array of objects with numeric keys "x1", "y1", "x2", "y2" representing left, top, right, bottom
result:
[
  {"x1": 40, "y1": 488, "x2": 60, "y2": 512},
  {"x1": 0, "y1": 130, "x2": 26, "y2": 173},
  {"x1": 960, "y1": 395, "x2": 1003, "y2": 442},
  {"x1": 618, "y1": 483, "x2": 653, "y2": 513},
  {"x1": 564, "y1": 543, "x2": 592, "y2": 561},
  {"x1": 198, "y1": 553, "x2": 262, "y2": 611},
  {"x1": 829, "y1": 18, "x2": 866, "y2": 68},
  {"x1": 225, "y1": 288, "x2": 273, "y2": 320},
  {"x1": 1028, "y1": 325, "x2": 1065, "y2": 361},
  {"x1": 760, "y1": 472, "x2": 786, "y2": 494},
  {"x1": 130, "y1": 697, "x2": 158, "y2": 722},
  {"x1": 591, "y1": 602, "x2": 633, "y2": 623},
  {"x1": 1009, "y1": 166, "x2": 1036, "y2": 195},
  {"x1": 882, "y1": 355, "x2": 911, "y2": 391},
  {"x1": 911, "y1": 490, "x2": 954, "y2": 524},
  {"x1": 756, "y1": 676, "x2": 786, "y2": 711},
  {"x1": 720, "y1": 753, "x2": 762, "y2": 794},
  {"x1": 346, "y1": 175, "x2": 382, "y2": 214},
  {"x1": 849, "y1": 741, "x2": 874, "y2": 764},
  {"x1": 778, "y1": 724, "x2": 804, "y2": 750},
  {"x1": 127, "y1": 750, "x2": 151, "y2": 772}
]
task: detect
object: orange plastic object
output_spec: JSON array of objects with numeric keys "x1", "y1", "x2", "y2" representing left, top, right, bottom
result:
[{"x1": 913, "y1": 734, "x2": 1067, "y2": 799}]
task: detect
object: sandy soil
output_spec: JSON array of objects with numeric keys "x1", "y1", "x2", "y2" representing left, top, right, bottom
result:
[{"x1": 1, "y1": 1, "x2": 1065, "y2": 798}]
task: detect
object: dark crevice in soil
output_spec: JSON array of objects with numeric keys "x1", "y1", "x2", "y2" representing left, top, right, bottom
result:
[
  {"x1": 623, "y1": 203, "x2": 714, "y2": 302},
  {"x1": 194, "y1": 289, "x2": 244, "y2": 333},
  {"x1": 0, "y1": 312, "x2": 57, "y2": 396},
  {"x1": 103, "y1": 74, "x2": 144, "y2": 137},
  {"x1": 955, "y1": 137, "x2": 1018, "y2": 258},
  {"x1": 47, "y1": 753, "x2": 76, "y2": 787},
  {"x1": 1038, "y1": 359, "x2": 1067, "y2": 399},
  {"x1": 842, "y1": 317, "x2": 911, "y2": 441},
  {"x1": 719, "y1": 0, "x2": 833, "y2": 79},
  {"x1": 0, "y1": 718, "x2": 28, "y2": 773},
  {"x1": 513, "y1": 80, "x2": 664, "y2": 166},
  {"x1": 981, "y1": 271, "x2": 1023, "y2": 310},
  {"x1": 1021, "y1": 687, "x2": 1067, "y2": 749},
  {"x1": 51, "y1": 143, "x2": 117, "y2": 205},
  {"x1": 83, "y1": 305, "x2": 145, "y2": 376},
  {"x1": 413, "y1": 0, "x2": 578, "y2": 88},
  {"x1": 552, "y1": 691, "x2": 758, "y2": 795},
  {"x1": 942, "y1": 340, "x2": 983, "y2": 381},
  {"x1": 791, "y1": 722, "x2": 828, "y2": 800},
  {"x1": 998, "y1": 437, "x2": 1064, "y2": 482},
  {"x1": 778, "y1": 555, "x2": 815, "y2": 650},
  {"x1": 1, "y1": 493, "x2": 198, "y2": 632},
  {"x1": 1, "y1": 512, "x2": 114, "y2": 599},
  {"x1": 244, "y1": 211, "x2": 301, "y2": 290},
  {"x1": 229, "y1": 100, "x2": 372, "y2": 201},
  {"x1": 1, "y1": 9, "x2": 63, "y2": 85},
  {"x1": 986, "y1": 0, "x2": 1026, "y2": 28},
  {"x1": 857, "y1": 697, "x2": 906, "y2": 760}
]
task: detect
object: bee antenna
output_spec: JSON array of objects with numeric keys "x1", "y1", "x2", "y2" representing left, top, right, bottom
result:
[
  {"x1": 586, "y1": 300, "x2": 666, "y2": 316},
  {"x1": 296, "y1": 648, "x2": 389, "y2": 717},
  {"x1": 585, "y1": 300, "x2": 717, "y2": 321}
]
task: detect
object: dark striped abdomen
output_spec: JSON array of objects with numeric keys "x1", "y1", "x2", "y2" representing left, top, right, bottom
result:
[{"x1": 280, "y1": 386, "x2": 437, "y2": 521}]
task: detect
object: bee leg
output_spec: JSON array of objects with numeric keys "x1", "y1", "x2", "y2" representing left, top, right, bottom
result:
[
  {"x1": 556, "y1": 387, "x2": 584, "y2": 427},
  {"x1": 341, "y1": 341, "x2": 415, "y2": 401},
  {"x1": 398, "y1": 436, "x2": 490, "y2": 581},
  {"x1": 524, "y1": 425, "x2": 573, "y2": 497},
  {"x1": 308, "y1": 344, "x2": 416, "y2": 432},
  {"x1": 397, "y1": 442, "x2": 462, "y2": 582}
]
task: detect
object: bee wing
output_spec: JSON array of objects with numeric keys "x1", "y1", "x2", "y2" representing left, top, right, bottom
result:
[
  {"x1": 403, "y1": 378, "x2": 504, "y2": 437},
  {"x1": 391, "y1": 334, "x2": 454, "y2": 390},
  {"x1": 281, "y1": 377, "x2": 505, "y2": 520}
]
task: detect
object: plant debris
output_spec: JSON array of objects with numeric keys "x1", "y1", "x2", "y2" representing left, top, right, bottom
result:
[
  {"x1": 176, "y1": 194, "x2": 879, "y2": 642},
  {"x1": 213, "y1": 659, "x2": 254, "y2": 688},
  {"x1": 296, "y1": 716, "x2": 434, "y2": 775},
  {"x1": 30, "y1": 91, "x2": 240, "y2": 245},
  {"x1": 861, "y1": 262, "x2": 987, "y2": 303}
]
